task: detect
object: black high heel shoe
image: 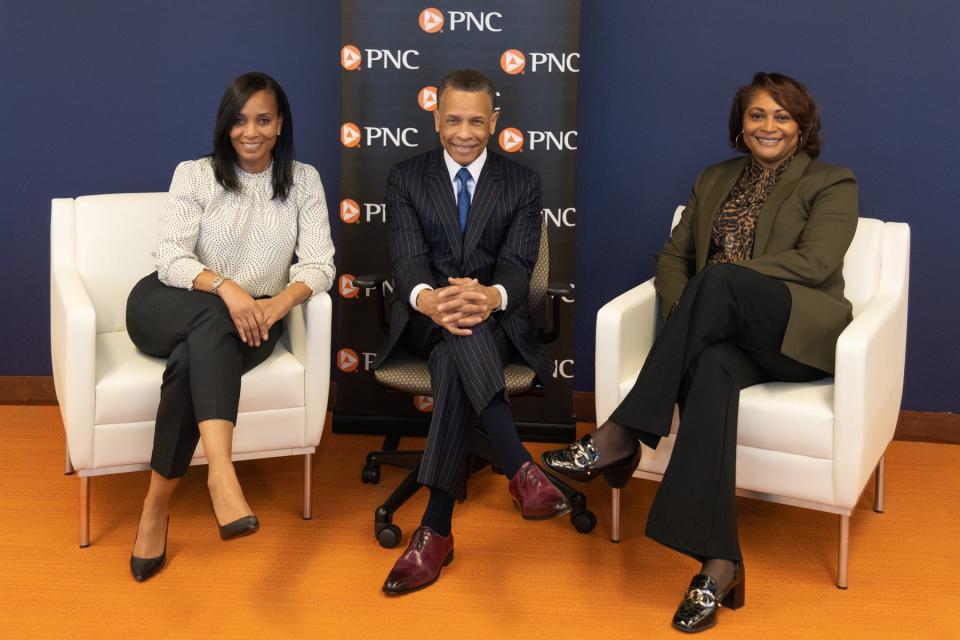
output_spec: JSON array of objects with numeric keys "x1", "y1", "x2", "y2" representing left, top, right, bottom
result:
[
  {"x1": 218, "y1": 515, "x2": 260, "y2": 541},
  {"x1": 130, "y1": 516, "x2": 169, "y2": 582},
  {"x1": 541, "y1": 435, "x2": 640, "y2": 488},
  {"x1": 209, "y1": 498, "x2": 260, "y2": 541},
  {"x1": 672, "y1": 563, "x2": 745, "y2": 633}
]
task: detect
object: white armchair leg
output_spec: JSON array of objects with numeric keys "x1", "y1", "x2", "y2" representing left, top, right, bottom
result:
[
  {"x1": 611, "y1": 488, "x2": 621, "y2": 543},
  {"x1": 65, "y1": 443, "x2": 75, "y2": 475},
  {"x1": 79, "y1": 477, "x2": 90, "y2": 548},
  {"x1": 303, "y1": 453, "x2": 313, "y2": 520},
  {"x1": 874, "y1": 455, "x2": 885, "y2": 513},
  {"x1": 837, "y1": 514, "x2": 849, "y2": 589}
]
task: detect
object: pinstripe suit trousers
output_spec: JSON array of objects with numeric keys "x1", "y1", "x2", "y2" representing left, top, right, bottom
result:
[{"x1": 402, "y1": 314, "x2": 514, "y2": 499}]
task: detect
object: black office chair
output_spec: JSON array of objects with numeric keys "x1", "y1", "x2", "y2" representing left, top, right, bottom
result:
[{"x1": 355, "y1": 219, "x2": 596, "y2": 548}]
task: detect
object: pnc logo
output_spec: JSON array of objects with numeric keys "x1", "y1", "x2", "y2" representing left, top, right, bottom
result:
[
  {"x1": 340, "y1": 198, "x2": 360, "y2": 224},
  {"x1": 500, "y1": 49, "x2": 525, "y2": 75},
  {"x1": 419, "y1": 8, "x2": 444, "y2": 33},
  {"x1": 340, "y1": 123, "x2": 361, "y2": 148},
  {"x1": 337, "y1": 348, "x2": 359, "y2": 373},
  {"x1": 340, "y1": 45, "x2": 361, "y2": 71},
  {"x1": 499, "y1": 128, "x2": 524, "y2": 153},
  {"x1": 339, "y1": 274, "x2": 359, "y2": 299},
  {"x1": 418, "y1": 86, "x2": 438, "y2": 112},
  {"x1": 413, "y1": 395, "x2": 434, "y2": 412}
]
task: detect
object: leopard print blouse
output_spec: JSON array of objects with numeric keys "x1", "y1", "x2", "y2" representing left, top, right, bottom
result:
[{"x1": 707, "y1": 156, "x2": 792, "y2": 265}]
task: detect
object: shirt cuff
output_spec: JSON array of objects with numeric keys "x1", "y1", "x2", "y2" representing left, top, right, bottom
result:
[
  {"x1": 493, "y1": 284, "x2": 507, "y2": 312},
  {"x1": 410, "y1": 283, "x2": 432, "y2": 311}
]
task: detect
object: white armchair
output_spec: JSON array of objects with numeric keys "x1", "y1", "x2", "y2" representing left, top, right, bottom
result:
[
  {"x1": 50, "y1": 193, "x2": 332, "y2": 547},
  {"x1": 595, "y1": 206, "x2": 910, "y2": 588}
]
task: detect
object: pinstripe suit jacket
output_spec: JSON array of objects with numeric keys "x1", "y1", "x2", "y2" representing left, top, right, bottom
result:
[{"x1": 373, "y1": 148, "x2": 552, "y2": 384}]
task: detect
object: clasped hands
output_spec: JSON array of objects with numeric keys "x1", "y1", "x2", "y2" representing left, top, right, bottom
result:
[
  {"x1": 218, "y1": 280, "x2": 295, "y2": 347},
  {"x1": 416, "y1": 277, "x2": 502, "y2": 336}
]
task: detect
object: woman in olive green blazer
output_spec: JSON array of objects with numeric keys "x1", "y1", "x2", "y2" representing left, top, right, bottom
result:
[
  {"x1": 544, "y1": 72, "x2": 858, "y2": 633},
  {"x1": 657, "y1": 149, "x2": 858, "y2": 374}
]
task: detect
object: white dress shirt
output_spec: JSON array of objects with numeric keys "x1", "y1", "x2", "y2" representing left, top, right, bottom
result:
[{"x1": 409, "y1": 148, "x2": 508, "y2": 311}]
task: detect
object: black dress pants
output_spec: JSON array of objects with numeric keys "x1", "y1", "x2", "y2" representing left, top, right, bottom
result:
[
  {"x1": 610, "y1": 264, "x2": 827, "y2": 562},
  {"x1": 126, "y1": 273, "x2": 283, "y2": 479}
]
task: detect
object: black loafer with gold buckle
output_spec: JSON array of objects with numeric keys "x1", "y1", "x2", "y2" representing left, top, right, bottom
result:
[{"x1": 672, "y1": 563, "x2": 745, "y2": 633}]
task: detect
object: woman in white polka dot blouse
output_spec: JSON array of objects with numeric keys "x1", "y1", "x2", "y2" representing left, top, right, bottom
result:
[{"x1": 124, "y1": 71, "x2": 335, "y2": 582}]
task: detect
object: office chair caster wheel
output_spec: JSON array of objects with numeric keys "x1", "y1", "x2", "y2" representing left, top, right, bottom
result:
[
  {"x1": 362, "y1": 462, "x2": 381, "y2": 484},
  {"x1": 376, "y1": 523, "x2": 402, "y2": 549},
  {"x1": 571, "y1": 509, "x2": 597, "y2": 534}
]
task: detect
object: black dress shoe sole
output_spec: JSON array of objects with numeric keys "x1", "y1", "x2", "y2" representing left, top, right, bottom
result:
[
  {"x1": 672, "y1": 619, "x2": 717, "y2": 634},
  {"x1": 382, "y1": 551, "x2": 454, "y2": 596}
]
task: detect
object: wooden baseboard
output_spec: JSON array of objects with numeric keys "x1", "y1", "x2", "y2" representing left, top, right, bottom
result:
[
  {"x1": 0, "y1": 376, "x2": 57, "y2": 405},
  {"x1": 894, "y1": 410, "x2": 960, "y2": 444},
  {"x1": 5, "y1": 377, "x2": 958, "y2": 445}
]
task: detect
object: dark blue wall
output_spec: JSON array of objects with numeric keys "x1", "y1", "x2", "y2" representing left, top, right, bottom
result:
[
  {"x1": 0, "y1": 0, "x2": 341, "y2": 373},
  {"x1": 575, "y1": 1, "x2": 960, "y2": 412},
  {"x1": 2, "y1": 1, "x2": 957, "y2": 412}
]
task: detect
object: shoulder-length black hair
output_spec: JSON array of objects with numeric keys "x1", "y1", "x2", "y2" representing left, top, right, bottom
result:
[{"x1": 211, "y1": 71, "x2": 295, "y2": 200}]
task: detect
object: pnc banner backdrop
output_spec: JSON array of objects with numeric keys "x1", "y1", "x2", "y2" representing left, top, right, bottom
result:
[{"x1": 334, "y1": 1, "x2": 580, "y2": 438}]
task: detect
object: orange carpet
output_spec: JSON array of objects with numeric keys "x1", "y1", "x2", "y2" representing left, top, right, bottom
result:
[{"x1": 1, "y1": 405, "x2": 958, "y2": 639}]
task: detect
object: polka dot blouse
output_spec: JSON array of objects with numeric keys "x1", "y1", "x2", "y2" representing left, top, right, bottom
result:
[{"x1": 153, "y1": 157, "x2": 335, "y2": 298}]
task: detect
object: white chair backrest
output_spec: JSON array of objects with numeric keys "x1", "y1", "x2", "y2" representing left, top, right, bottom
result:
[
  {"x1": 73, "y1": 193, "x2": 168, "y2": 334},
  {"x1": 669, "y1": 206, "x2": 884, "y2": 317}
]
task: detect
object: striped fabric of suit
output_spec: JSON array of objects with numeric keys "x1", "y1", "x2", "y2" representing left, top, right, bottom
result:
[{"x1": 373, "y1": 148, "x2": 552, "y2": 497}]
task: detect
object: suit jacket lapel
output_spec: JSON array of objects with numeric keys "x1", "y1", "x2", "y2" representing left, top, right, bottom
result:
[
  {"x1": 753, "y1": 152, "x2": 811, "y2": 255},
  {"x1": 425, "y1": 150, "x2": 463, "y2": 262},
  {"x1": 462, "y1": 150, "x2": 503, "y2": 260},
  {"x1": 695, "y1": 157, "x2": 746, "y2": 270}
]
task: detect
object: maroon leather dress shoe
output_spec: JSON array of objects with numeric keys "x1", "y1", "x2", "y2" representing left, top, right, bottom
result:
[
  {"x1": 382, "y1": 526, "x2": 454, "y2": 595},
  {"x1": 508, "y1": 461, "x2": 571, "y2": 519}
]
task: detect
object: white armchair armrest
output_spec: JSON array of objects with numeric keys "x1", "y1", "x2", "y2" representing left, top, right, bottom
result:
[
  {"x1": 833, "y1": 223, "x2": 910, "y2": 507},
  {"x1": 51, "y1": 265, "x2": 97, "y2": 470},
  {"x1": 594, "y1": 279, "x2": 659, "y2": 425},
  {"x1": 286, "y1": 292, "x2": 332, "y2": 446}
]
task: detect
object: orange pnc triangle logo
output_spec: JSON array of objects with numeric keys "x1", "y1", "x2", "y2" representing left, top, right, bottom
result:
[
  {"x1": 339, "y1": 274, "x2": 359, "y2": 299},
  {"x1": 340, "y1": 198, "x2": 360, "y2": 223},
  {"x1": 498, "y1": 128, "x2": 524, "y2": 153},
  {"x1": 340, "y1": 45, "x2": 361, "y2": 71},
  {"x1": 413, "y1": 395, "x2": 434, "y2": 412},
  {"x1": 419, "y1": 7, "x2": 444, "y2": 33},
  {"x1": 337, "y1": 348, "x2": 359, "y2": 373},
  {"x1": 500, "y1": 49, "x2": 525, "y2": 75},
  {"x1": 341, "y1": 123, "x2": 361, "y2": 148},
  {"x1": 418, "y1": 86, "x2": 438, "y2": 112}
]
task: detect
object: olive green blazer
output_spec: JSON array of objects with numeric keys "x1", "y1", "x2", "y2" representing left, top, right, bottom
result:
[{"x1": 654, "y1": 152, "x2": 859, "y2": 374}]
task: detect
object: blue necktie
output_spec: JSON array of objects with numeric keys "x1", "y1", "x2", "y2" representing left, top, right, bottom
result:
[{"x1": 456, "y1": 167, "x2": 471, "y2": 233}]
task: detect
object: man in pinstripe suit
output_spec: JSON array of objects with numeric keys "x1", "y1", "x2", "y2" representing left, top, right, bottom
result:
[{"x1": 377, "y1": 70, "x2": 569, "y2": 595}]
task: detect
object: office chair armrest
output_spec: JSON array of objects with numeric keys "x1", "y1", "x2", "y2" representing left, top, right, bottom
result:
[
  {"x1": 539, "y1": 282, "x2": 572, "y2": 344},
  {"x1": 547, "y1": 282, "x2": 572, "y2": 299},
  {"x1": 354, "y1": 273, "x2": 390, "y2": 333},
  {"x1": 353, "y1": 273, "x2": 387, "y2": 288}
]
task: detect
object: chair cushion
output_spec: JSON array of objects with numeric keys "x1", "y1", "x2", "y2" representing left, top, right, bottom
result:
[
  {"x1": 94, "y1": 331, "x2": 305, "y2": 425},
  {"x1": 619, "y1": 376, "x2": 834, "y2": 460},
  {"x1": 375, "y1": 353, "x2": 536, "y2": 396}
]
